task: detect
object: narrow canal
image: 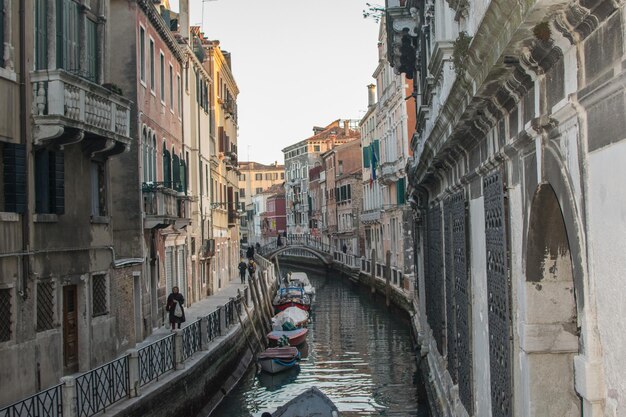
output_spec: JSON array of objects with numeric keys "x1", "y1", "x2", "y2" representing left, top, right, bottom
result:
[{"x1": 211, "y1": 263, "x2": 430, "y2": 417}]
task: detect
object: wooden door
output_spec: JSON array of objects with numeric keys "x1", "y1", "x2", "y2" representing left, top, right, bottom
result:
[{"x1": 63, "y1": 285, "x2": 78, "y2": 372}]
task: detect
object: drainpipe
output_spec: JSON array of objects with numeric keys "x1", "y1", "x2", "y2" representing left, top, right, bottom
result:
[{"x1": 18, "y1": 0, "x2": 29, "y2": 299}]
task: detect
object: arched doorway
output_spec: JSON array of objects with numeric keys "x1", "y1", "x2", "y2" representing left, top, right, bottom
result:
[{"x1": 525, "y1": 183, "x2": 580, "y2": 415}]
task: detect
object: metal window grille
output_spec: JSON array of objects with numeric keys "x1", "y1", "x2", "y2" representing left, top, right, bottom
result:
[
  {"x1": 92, "y1": 275, "x2": 107, "y2": 317},
  {"x1": 484, "y1": 170, "x2": 512, "y2": 417},
  {"x1": 37, "y1": 281, "x2": 55, "y2": 332},
  {"x1": 0, "y1": 288, "x2": 11, "y2": 342},
  {"x1": 426, "y1": 205, "x2": 445, "y2": 354}
]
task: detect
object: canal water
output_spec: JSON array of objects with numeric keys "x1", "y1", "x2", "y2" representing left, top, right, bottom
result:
[{"x1": 212, "y1": 265, "x2": 430, "y2": 417}]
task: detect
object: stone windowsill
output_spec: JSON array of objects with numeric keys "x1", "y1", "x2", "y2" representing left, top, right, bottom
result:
[
  {"x1": 0, "y1": 67, "x2": 17, "y2": 82},
  {"x1": 91, "y1": 216, "x2": 111, "y2": 224},
  {"x1": 33, "y1": 213, "x2": 59, "y2": 223},
  {"x1": 0, "y1": 212, "x2": 20, "y2": 222}
]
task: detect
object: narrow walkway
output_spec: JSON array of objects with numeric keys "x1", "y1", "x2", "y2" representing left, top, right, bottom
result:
[{"x1": 137, "y1": 275, "x2": 251, "y2": 348}]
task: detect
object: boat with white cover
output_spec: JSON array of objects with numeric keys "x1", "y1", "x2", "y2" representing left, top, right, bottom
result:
[
  {"x1": 272, "y1": 306, "x2": 309, "y2": 328},
  {"x1": 269, "y1": 386, "x2": 340, "y2": 416}
]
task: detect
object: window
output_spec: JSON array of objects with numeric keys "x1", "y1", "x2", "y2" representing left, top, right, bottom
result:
[
  {"x1": 149, "y1": 39, "x2": 155, "y2": 90},
  {"x1": 338, "y1": 160, "x2": 343, "y2": 175},
  {"x1": 57, "y1": 0, "x2": 80, "y2": 74},
  {"x1": 1, "y1": 142, "x2": 27, "y2": 213},
  {"x1": 281, "y1": 173, "x2": 284, "y2": 179},
  {"x1": 169, "y1": 64, "x2": 173, "y2": 108},
  {"x1": 265, "y1": 173, "x2": 271, "y2": 180},
  {"x1": 92, "y1": 274, "x2": 107, "y2": 317},
  {"x1": 255, "y1": 187, "x2": 262, "y2": 194},
  {"x1": 0, "y1": 289, "x2": 11, "y2": 341},
  {"x1": 91, "y1": 161, "x2": 106, "y2": 217},
  {"x1": 85, "y1": 19, "x2": 98, "y2": 81},
  {"x1": 160, "y1": 52, "x2": 165, "y2": 102},
  {"x1": 240, "y1": 188, "x2": 246, "y2": 198},
  {"x1": 255, "y1": 173, "x2": 262, "y2": 180},
  {"x1": 35, "y1": 149, "x2": 64, "y2": 214},
  {"x1": 37, "y1": 281, "x2": 55, "y2": 332},
  {"x1": 35, "y1": 0, "x2": 48, "y2": 69},
  {"x1": 139, "y1": 27, "x2": 146, "y2": 82},
  {"x1": 314, "y1": 145, "x2": 320, "y2": 152},
  {"x1": 177, "y1": 74, "x2": 181, "y2": 114}
]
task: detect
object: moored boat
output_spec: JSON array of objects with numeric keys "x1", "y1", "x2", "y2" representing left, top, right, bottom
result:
[
  {"x1": 257, "y1": 347, "x2": 300, "y2": 374},
  {"x1": 273, "y1": 306, "x2": 309, "y2": 329},
  {"x1": 269, "y1": 386, "x2": 340, "y2": 417},
  {"x1": 287, "y1": 272, "x2": 316, "y2": 297},
  {"x1": 267, "y1": 328, "x2": 308, "y2": 346},
  {"x1": 272, "y1": 287, "x2": 311, "y2": 313}
]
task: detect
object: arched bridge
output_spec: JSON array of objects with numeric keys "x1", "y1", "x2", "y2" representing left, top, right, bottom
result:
[{"x1": 259, "y1": 237, "x2": 334, "y2": 265}]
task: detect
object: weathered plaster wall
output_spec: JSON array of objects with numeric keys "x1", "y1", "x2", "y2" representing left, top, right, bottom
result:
[{"x1": 587, "y1": 140, "x2": 626, "y2": 415}]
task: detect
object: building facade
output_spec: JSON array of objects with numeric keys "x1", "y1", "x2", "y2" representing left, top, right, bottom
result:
[
  {"x1": 360, "y1": 16, "x2": 416, "y2": 287},
  {"x1": 238, "y1": 161, "x2": 284, "y2": 243},
  {"x1": 386, "y1": 0, "x2": 626, "y2": 414},
  {"x1": 282, "y1": 120, "x2": 359, "y2": 236},
  {"x1": 1, "y1": 0, "x2": 132, "y2": 403},
  {"x1": 262, "y1": 185, "x2": 286, "y2": 241},
  {"x1": 206, "y1": 40, "x2": 240, "y2": 292}
]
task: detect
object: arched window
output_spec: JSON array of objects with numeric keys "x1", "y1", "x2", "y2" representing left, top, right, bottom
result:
[
  {"x1": 180, "y1": 158, "x2": 187, "y2": 195},
  {"x1": 151, "y1": 134, "x2": 157, "y2": 182},
  {"x1": 163, "y1": 141, "x2": 171, "y2": 188},
  {"x1": 142, "y1": 126, "x2": 148, "y2": 182},
  {"x1": 172, "y1": 150, "x2": 180, "y2": 192}
]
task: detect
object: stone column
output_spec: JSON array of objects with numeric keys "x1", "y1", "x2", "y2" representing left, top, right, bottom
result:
[
  {"x1": 174, "y1": 329, "x2": 185, "y2": 370},
  {"x1": 128, "y1": 349, "x2": 141, "y2": 397},
  {"x1": 200, "y1": 316, "x2": 210, "y2": 350},
  {"x1": 218, "y1": 305, "x2": 226, "y2": 335},
  {"x1": 60, "y1": 376, "x2": 78, "y2": 417}
]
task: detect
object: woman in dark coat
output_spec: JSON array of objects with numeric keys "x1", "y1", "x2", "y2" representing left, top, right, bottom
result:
[{"x1": 166, "y1": 286, "x2": 185, "y2": 330}]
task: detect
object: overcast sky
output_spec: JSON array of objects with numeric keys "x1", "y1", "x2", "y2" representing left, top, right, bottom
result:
[{"x1": 170, "y1": 0, "x2": 380, "y2": 165}]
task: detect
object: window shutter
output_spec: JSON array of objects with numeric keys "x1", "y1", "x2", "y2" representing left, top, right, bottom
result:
[
  {"x1": 165, "y1": 248, "x2": 173, "y2": 293},
  {"x1": 218, "y1": 127, "x2": 224, "y2": 153},
  {"x1": 35, "y1": 0, "x2": 48, "y2": 69},
  {"x1": 363, "y1": 145, "x2": 370, "y2": 168},
  {"x1": 56, "y1": 0, "x2": 65, "y2": 68},
  {"x1": 180, "y1": 159, "x2": 187, "y2": 195},
  {"x1": 397, "y1": 177, "x2": 406, "y2": 205},
  {"x1": 50, "y1": 151, "x2": 65, "y2": 214},
  {"x1": 3, "y1": 143, "x2": 27, "y2": 213},
  {"x1": 172, "y1": 153, "x2": 180, "y2": 191}
]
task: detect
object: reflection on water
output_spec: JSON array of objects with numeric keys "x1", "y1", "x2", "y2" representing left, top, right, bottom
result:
[{"x1": 211, "y1": 266, "x2": 429, "y2": 417}]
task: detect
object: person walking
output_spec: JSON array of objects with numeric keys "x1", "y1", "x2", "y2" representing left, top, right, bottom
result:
[
  {"x1": 342, "y1": 243, "x2": 347, "y2": 254},
  {"x1": 246, "y1": 244, "x2": 254, "y2": 260},
  {"x1": 238, "y1": 258, "x2": 248, "y2": 283},
  {"x1": 247, "y1": 259, "x2": 256, "y2": 280},
  {"x1": 165, "y1": 286, "x2": 185, "y2": 330}
]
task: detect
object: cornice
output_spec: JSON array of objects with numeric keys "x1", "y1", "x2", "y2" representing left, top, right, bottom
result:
[{"x1": 137, "y1": 0, "x2": 187, "y2": 64}]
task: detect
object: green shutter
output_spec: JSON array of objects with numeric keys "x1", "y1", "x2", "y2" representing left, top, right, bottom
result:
[
  {"x1": 396, "y1": 177, "x2": 406, "y2": 205},
  {"x1": 3, "y1": 143, "x2": 27, "y2": 213},
  {"x1": 56, "y1": 0, "x2": 64, "y2": 68},
  {"x1": 50, "y1": 151, "x2": 65, "y2": 214},
  {"x1": 35, "y1": 0, "x2": 48, "y2": 70},
  {"x1": 172, "y1": 154, "x2": 181, "y2": 191},
  {"x1": 363, "y1": 145, "x2": 370, "y2": 168},
  {"x1": 86, "y1": 19, "x2": 98, "y2": 81}
]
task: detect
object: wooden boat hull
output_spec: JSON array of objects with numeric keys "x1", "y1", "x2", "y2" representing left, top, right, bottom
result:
[
  {"x1": 267, "y1": 328, "x2": 308, "y2": 346},
  {"x1": 273, "y1": 300, "x2": 310, "y2": 313},
  {"x1": 258, "y1": 357, "x2": 299, "y2": 374},
  {"x1": 270, "y1": 386, "x2": 340, "y2": 416}
]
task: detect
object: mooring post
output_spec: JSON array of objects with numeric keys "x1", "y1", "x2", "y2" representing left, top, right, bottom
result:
[
  {"x1": 386, "y1": 250, "x2": 392, "y2": 307},
  {"x1": 371, "y1": 248, "x2": 377, "y2": 294}
]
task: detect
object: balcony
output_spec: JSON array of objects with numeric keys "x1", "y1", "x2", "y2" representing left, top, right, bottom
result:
[
  {"x1": 31, "y1": 69, "x2": 131, "y2": 156},
  {"x1": 380, "y1": 157, "x2": 406, "y2": 185},
  {"x1": 360, "y1": 209, "x2": 382, "y2": 224},
  {"x1": 142, "y1": 183, "x2": 191, "y2": 229}
]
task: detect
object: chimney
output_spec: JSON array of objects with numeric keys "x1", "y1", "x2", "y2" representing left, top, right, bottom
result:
[
  {"x1": 179, "y1": 0, "x2": 189, "y2": 39},
  {"x1": 343, "y1": 120, "x2": 350, "y2": 136},
  {"x1": 367, "y1": 84, "x2": 376, "y2": 108}
]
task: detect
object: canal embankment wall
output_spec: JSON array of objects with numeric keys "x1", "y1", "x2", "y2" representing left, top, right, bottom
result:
[{"x1": 101, "y1": 256, "x2": 279, "y2": 417}]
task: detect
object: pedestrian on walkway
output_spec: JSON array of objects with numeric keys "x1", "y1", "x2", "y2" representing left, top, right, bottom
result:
[
  {"x1": 246, "y1": 245, "x2": 254, "y2": 260},
  {"x1": 238, "y1": 258, "x2": 248, "y2": 283},
  {"x1": 342, "y1": 243, "x2": 347, "y2": 254},
  {"x1": 166, "y1": 286, "x2": 185, "y2": 330},
  {"x1": 247, "y1": 259, "x2": 256, "y2": 280}
]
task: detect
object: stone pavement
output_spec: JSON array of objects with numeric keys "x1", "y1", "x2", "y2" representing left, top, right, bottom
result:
[{"x1": 136, "y1": 275, "x2": 252, "y2": 348}]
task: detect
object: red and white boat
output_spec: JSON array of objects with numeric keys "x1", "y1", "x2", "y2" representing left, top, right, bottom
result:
[
  {"x1": 273, "y1": 306, "x2": 309, "y2": 329},
  {"x1": 267, "y1": 328, "x2": 309, "y2": 347},
  {"x1": 272, "y1": 287, "x2": 311, "y2": 313}
]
